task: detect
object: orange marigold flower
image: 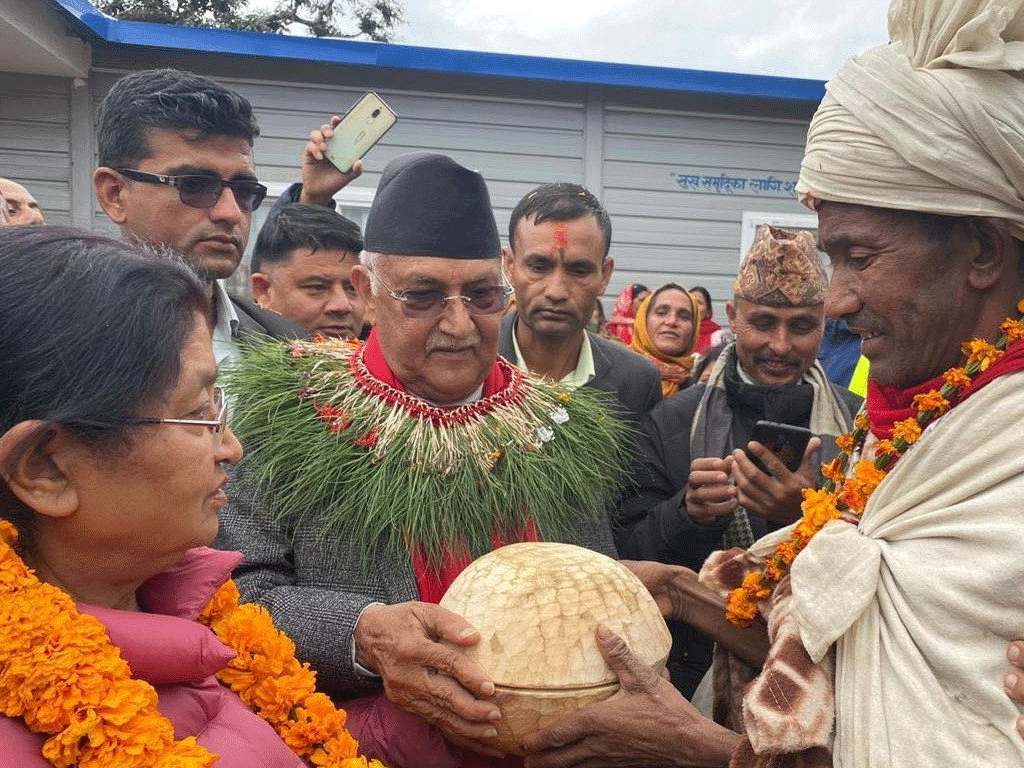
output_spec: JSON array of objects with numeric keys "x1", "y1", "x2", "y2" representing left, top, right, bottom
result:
[
  {"x1": 740, "y1": 571, "x2": 771, "y2": 601},
  {"x1": 0, "y1": 518, "x2": 18, "y2": 545},
  {"x1": 801, "y1": 488, "x2": 841, "y2": 529},
  {"x1": 941, "y1": 367, "x2": 972, "y2": 393},
  {"x1": 912, "y1": 390, "x2": 949, "y2": 415},
  {"x1": 854, "y1": 412, "x2": 869, "y2": 432},
  {"x1": 199, "y1": 580, "x2": 240, "y2": 623},
  {"x1": 852, "y1": 459, "x2": 886, "y2": 495},
  {"x1": 874, "y1": 439, "x2": 898, "y2": 458},
  {"x1": 0, "y1": 529, "x2": 379, "y2": 768},
  {"x1": 726, "y1": 589, "x2": 758, "y2": 628},
  {"x1": 821, "y1": 456, "x2": 844, "y2": 484},
  {"x1": 835, "y1": 434, "x2": 855, "y2": 453},
  {"x1": 1017, "y1": 298, "x2": 1024, "y2": 315},
  {"x1": 776, "y1": 540, "x2": 800, "y2": 565},
  {"x1": 962, "y1": 338, "x2": 1001, "y2": 372},
  {"x1": 892, "y1": 417, "x2": 922, "y2": 445},
  {"x1": 1001, "y1": 318, "x2": 1024, "y2": 344},
  {"x1": 835, "y1": 482, "x2": 866, "y2": 514}
]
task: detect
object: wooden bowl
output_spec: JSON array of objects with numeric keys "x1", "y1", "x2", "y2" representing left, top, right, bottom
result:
[{"x1": 439, "y1": 542, "x2": 671, "y2": 754}]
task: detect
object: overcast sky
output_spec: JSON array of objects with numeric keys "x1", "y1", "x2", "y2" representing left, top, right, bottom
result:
[{"x1": 324, "y1": 0, "x2": 894, "y2": 81}]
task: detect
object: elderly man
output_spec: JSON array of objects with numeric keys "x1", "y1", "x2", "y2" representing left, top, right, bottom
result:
[
  {"x1": 500, "y1": 183, "x2": 661, "y2": 428},
  {"x1": 615, "y1": 224, "x2": 860, "y2": 697},
  {"x1": 216, "y1": 152, "x2": 628, "y2": 768},
  {"x1": 0, "y1": 178, "x2": 44, "y2": 225},
  {"x1": 519, "y1": 1, "x2": 1024, "y2": 766},
  {"x1": 249, "y1": 203, "x2": 365, "y2": 338}
]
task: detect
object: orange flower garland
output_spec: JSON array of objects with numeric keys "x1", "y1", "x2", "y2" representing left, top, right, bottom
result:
[
  {"x1": 726, "y1": 301, "x2": 1024, "y2": 627},
  {"x1": 0, "y1": 520, "x2": 385, "y2": 768}
]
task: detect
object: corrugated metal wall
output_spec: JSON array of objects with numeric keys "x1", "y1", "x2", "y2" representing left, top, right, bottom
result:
[
  {"x1": 4, "y1": 61, "x2": 816, "y2": 316},
  {"x1": 0, "y1": 73, "x2": 73, "y2": 225}
]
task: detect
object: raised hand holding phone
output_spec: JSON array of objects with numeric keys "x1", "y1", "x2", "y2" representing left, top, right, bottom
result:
[
  {"x1": 300, "y1": 115, "x2": 364, "y2": 205},
  {"x1": 732, "y1": 426, "x2": 821, "y2": 526},
  {"x1": 324, "y1": 91, "x2": 397, "y2": 174}
]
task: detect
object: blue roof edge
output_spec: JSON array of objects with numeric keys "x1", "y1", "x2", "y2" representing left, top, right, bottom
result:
[{"x1": 48, "y1": 0, "x2": 826, "y2": 103}]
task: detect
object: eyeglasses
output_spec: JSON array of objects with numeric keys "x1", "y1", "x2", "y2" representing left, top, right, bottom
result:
[
  {"x1": 372, "y1": 272, "x2": 513, "y2": 318},
  {"x1": 122, "y1": 387, "x2": 229, "y2": 448},
  {"x1": 116, "y1": 169, "x2": 267, "y2": 213}
]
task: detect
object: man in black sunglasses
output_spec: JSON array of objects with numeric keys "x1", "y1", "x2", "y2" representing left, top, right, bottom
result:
[{"x1": 93, "y1": 68, "x2": 302, "y2": 363}]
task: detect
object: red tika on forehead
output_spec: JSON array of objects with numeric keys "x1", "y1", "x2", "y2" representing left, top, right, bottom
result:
[{"x1": 554, "y1": 223, "x2": 568, "y2": 249}]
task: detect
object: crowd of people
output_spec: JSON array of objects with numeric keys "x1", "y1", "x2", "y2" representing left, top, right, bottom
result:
[{"x1": 2, "y1": 0, "x2": 1024, "y2": 766}]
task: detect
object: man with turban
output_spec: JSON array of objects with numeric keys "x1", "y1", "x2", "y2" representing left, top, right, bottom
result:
[
  {"x1": 216, "y1": 152, "x2": 629, "y2": 768},
  {"x1": 615, "y1": 223, "x2": 860, "y2": 698},
  {"x1": 520, "y1": 1, "x2": 1024, "y2": 766}
]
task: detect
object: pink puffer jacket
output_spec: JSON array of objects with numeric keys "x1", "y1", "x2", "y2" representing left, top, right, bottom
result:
[{"x1": 0, "y1": 547, "x2": 307, "y2": 767}]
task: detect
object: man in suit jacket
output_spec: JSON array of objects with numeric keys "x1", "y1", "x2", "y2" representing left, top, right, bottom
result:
[
  {"x1": 500, "y1": 183, "x2": 661, "y2": 430},
  {"x1": 217, "y1": 154, "x2": 628, "y2": 768}
]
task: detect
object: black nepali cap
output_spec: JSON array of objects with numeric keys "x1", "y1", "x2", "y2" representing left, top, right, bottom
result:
[{"x1": 363, "y1": 152, "x2": 501, "y2": 259}]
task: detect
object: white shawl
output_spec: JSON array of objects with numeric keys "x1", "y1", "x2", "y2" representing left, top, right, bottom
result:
[{"x1": 790, "y1": 372, "x2": 1024, "y2": 766}]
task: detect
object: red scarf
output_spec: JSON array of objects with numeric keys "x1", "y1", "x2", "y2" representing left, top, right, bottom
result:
[
  {"x1": 866, "y1": 340, "x2": 1024, "y2": 439},
  {"x1": 360, "y1": 329, "x2": 540, "y2": 604},
  {"x1": 695, "y1": 317, "x2": 722, "y2": 354}
]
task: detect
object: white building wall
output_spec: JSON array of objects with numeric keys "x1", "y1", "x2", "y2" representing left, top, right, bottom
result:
[
  {"x1": 0, "y1": 72, "x2": 73, "y2": 225},
  {"x1": 1, "y1": 57, "x2": 817, "y2": 314}
]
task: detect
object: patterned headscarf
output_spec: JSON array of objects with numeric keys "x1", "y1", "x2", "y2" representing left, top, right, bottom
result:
[{"x1": 630, "y1": 286, "x2": 700, "y2": 397}]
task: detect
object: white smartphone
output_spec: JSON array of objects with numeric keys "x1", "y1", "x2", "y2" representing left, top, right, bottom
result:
[{"x1": 324, "y1": 91, "x2": 398, "y2": 173}]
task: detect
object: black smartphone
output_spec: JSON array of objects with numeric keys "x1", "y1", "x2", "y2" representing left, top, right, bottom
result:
[{"x1": 744, "y1": 420, "x2": 813, "y2": 475}]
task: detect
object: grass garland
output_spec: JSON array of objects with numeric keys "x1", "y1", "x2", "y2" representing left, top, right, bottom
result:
[{"x1": 223, "y1": 338, "x2": 630, "y2": 569}]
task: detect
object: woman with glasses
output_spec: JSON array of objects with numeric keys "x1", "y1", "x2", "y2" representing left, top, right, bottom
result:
[{"x1": 0, "y1": 227, "x2": 380, "y2": 768}]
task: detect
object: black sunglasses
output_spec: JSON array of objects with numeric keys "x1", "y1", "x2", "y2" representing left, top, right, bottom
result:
[{"x1": 116, "y1": 169, "x2": 268, "y2": 213}]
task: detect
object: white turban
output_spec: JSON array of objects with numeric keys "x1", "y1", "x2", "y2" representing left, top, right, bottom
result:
[{"x1": 797, "y1": 0, "x2": 1024, "y2": 241}]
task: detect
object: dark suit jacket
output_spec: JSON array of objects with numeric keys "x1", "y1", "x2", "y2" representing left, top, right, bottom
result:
[
  {"x1": 228, "y1": 293, "x2": 306, "y2": 343},
  {"x1": 499, "y1": 312, "x2": 662, "y2": 430}
]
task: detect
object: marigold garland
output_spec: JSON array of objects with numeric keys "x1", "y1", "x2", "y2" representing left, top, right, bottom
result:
[
  {"x1": 0, "y1": 520, "x2": 386, "y2": 768},
  {"x1": 726, "y1": 301, "x2": 1024, "y2": 627}
]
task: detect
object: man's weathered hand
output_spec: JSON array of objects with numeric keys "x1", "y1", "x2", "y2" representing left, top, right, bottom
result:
[
  {"x1": 685, "y1": 456, "x2": 738, "y2": 524},
  {"x1": 731, "y1": 436, "x2": 821, "y2": 525},
  {"x1": 519, "y1": 625, "x2": 738, "y2": 767},
  {"x1": 299, "y1": 116, "x2": 364, "y2": 206},
  {"x1": 354, "y1": 601, "x2": 505, "y2": 757},
  {"x1": 619, "y1": 560, "x2": 699, "y2": 621},
  {"x1": 1005, "y1": 640, "x2": 1024, "y2": 737}
]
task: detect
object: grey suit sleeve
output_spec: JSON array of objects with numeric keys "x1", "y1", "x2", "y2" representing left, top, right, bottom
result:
[
  {"x1": 214, "y1": 463, "x2": 384, "y2": 698},
  {"x1": 637, "y1": 366, "x2": 663, "y2": 417},
  {"x1": 614, "y1": 409, "x2": 729, "y2": 569}
]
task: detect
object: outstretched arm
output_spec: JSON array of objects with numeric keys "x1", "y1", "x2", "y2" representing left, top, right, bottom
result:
[
  {"x1": 622, "y1": 560, "x2": 769, "y2": 668},
  {"x1": 519, "y1": 626, "x2": 739, "y2": 768}
]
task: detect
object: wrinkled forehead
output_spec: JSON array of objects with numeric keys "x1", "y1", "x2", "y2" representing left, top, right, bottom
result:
[{"x1": 375, "y1": 253, "x2": 502, "y2": 286}]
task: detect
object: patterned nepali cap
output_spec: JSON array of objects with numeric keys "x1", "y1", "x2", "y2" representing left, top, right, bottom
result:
[{"x1": 733, "y1": 224, "x2": 827, "y2": 307}]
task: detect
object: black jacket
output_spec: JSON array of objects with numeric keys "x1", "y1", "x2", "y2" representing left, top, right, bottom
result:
[
  {"x1": 228, "y1": 294, "x2": 306, "y2": 343},
  {"x1": 498, "y1": 312, "x2": 662, "y2": 431},
  {"x1": 615, "y1": 362, "x2": 861, "y2": 697}
]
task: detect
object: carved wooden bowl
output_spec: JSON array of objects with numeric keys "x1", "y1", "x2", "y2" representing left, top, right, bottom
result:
[{"x1": 439, "y1": 542, "x2": 671, "y2": 754}]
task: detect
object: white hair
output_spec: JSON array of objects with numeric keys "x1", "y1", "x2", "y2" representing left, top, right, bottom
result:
[{"x1": 361, "y1": 252, "x2": 384, "y2": 296}]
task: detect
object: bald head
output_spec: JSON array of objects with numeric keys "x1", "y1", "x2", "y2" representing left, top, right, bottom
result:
[{"x1": 0, "y1": 178, "x2": 44, "y2": 226}]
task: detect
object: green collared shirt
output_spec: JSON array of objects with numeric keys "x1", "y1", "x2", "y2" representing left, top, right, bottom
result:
[{"x1": 511, "y1": 320, "x2": 596, "y2": 389}]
